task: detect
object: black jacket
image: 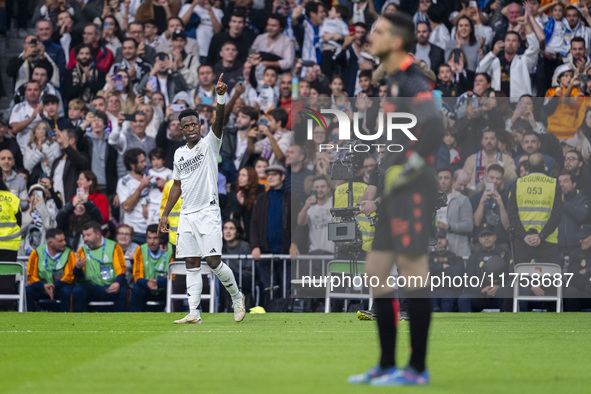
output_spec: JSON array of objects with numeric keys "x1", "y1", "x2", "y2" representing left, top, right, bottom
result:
[
  {"x1": 155, "y1": 121, "x2": 186, "y2": 169},
  {"x1": 50, "y1": 146, "x2": 90, "y2": 202},
  {"x1": 250, "y1": 189, "x2": 293, "y2": 254},
  {"x1": 558, "y1": 190, "x2": 590, "y2": 251},
  {"x1": 410, "y1": 43, "x2": 445, "y2": 75},
  {"x1": 84, "y1": 134, "x2": 118, "y2": 195}
]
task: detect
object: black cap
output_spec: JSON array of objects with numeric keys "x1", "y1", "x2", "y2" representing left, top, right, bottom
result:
[
  {"x1": 478, "y1": 223, "x2": 495, "y2": 237},
  {"x1": 577, "y1": 224, "x2": 591, "y2": 239},
  {"x1": 436, "y1": 228, "x2": 447, "y2": 239},
  {"x1": 172, "y1": 29, "x2": 186, "y2": 40}
]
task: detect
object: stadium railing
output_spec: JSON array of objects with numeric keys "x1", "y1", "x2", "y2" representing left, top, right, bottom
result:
[{"x1": 0, "y1": 260, "x2": 26, "y2": 312}]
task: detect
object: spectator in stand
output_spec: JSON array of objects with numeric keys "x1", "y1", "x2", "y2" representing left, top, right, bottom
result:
[
  {"x1": 445, "y1": 16, "x2": 480, "y2": 72},
  {"x1": 248, "y1": 108, "x2": 292, "y2": 167},
  {"x1": 429, "y1": 229, "x2": 464, "y2": 313},
  {"x1": 563, "y1": 37, "x2": 591, "y2": 75},
  {"x1": 56, "y1": 188, "x2": 103, "y2": 250},
  {"x1": 411, "y1": 21, "x2": 445, "y2": 75},
  {"x1": 297, "y1": 2, "x2": 326, "y2": 65},
  {"x1": 135, "y1": 0, "x2": 181, "y2": 34},
  {"x1": 62, "y1": 45, "x2": 107, "y2": 104},
  {"x1": 20, "y1": 184, "x2": 57, "y2": 256},
  {"x1": 544, "y1": 64, "x2": 584, "y2": 141},
  {"x1": 251, "y1": 14, "x2": 295, "y2": 72},
  {"x1": 147, "y1": 148, "x2": 172, "y2": 225},
  {"x1": 102, "y1": 15, "x2": 124, "y2": 56},
  {"x1": 564, "y1": 150, "x2": 591, "y2": 200},
  {"x1": 114, "y1": 21, "x2": 157, "y2": 65},
  {"x1": 463, "y1": 129, "x2": 517, "y2": 190},
  {"x1": 476, "y1": 14, "x2": 539, "y2": 98},
  {"x1": 51, "y1": 129, "x2": 89, "y2": 203},
  {"x1": 170, "y1": 30, "x2": 199, "y2": 90},
  {"x1": 109, "y1": 110, "x2": 157, "y2": 178},
  {"x1": 506, "y1": 95, "x2": 546, "y2": 135},
  {"x1": 221, "y1": 105, "x2": 259, "y2": 172},
  {"x1": 68, "y1": 24, "x2": 114, "y2": 73},
  {"x1": 285, "y1": 144, "x2": 314, "y2": 202},
  {"x1": 76, "y1": 170, "x2": 109, "y2": 225},
  {"x1": 26, "y1": 228, "x2": 76, "y2": 312},
  {"x1": 471, "y1": 164, "x2": 511, "y2": 247},
  {"x1": 179, "y1": 0, "x2": 224, "y2": 63},
  {"x1": 137, "y1": 52, "x2": 189, "y2": 105},
  {"x1": 23, "y1": 121, "x2": 60, "y2": 183},
  {"x1": 335, "y1": 23, "x2": 369, "y2": 96},
  {"x1": 436, "y1": 168, "x2": 474, "y2": 258},
  {"x1": 9, "y1": 80, "x2": 43, "y2": 153},
  {"x1": 224, "y1": 166, "x2": 265, "y2": 242},
  {"x1": 116, "y1": 224, "x2": 140, "y2": 261},
  {"x1": 118, "y1": 148, "x2": 151, "y2": 245},
  {"x1": 214, "y1": 42, "x2": 243, "y2": 92},
  {"x1": 83, "y1": 110, "x2": 118, "y2": 195},
  {"x1": 155, "y1": 17, "x2": 200, "y2": 60},
  {"x1": 207, "y1": 10, "x2": 255, "y2": 66},
  {"x1": 54, "y1": 10, "x2": 78, "y2": 65},
  {"x1": 7, "y1": 35, "x2": 61, "y2": 90},
  {"x1": 297, "y1": 175, "x2": 334, "y2": 254},
  {"x1": 557, "y1": 171, "x2": 590, "y2": 258},
  {"x1": 513, "y1": 130, "x2": 557, "y2": 175},
  {"x1": 156, "y1": 113, "x2": 185, "y2": 169},
  {"x1": 0, "y1": 121, "x2": 23, "y2": 169},
  {"x1": 37, "y1": 19, "x2": 66, "y2": 76},
  {"x1": 13, "y1": 62, "x2": 63, "y2": 115},
  {"x1": 109, "y1": 37, "x2": 153, "y2": 89},
  {"x1": 222, "y1": 218, "x2": 252, "y2": 308},
  {"x1": 72, "y1": 221, "x2": 127, "y2": 312}
]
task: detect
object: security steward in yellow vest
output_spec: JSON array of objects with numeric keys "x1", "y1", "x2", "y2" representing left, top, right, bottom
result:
[
  {"x1": 131, "y1": 224, "x2": 173, "y2": 311},
  {"x1": 26, "y1": 228, "x2": 76, "y2": 312},
  {"x1": 507, "y1": 154, "x2": 563, "y2": 265},
  {"x1": 160, "y1": 179, "x2": 182, "y2": 249},
  {"x1": 0, "y1": 183, "x2": 22, "y2": 261}
]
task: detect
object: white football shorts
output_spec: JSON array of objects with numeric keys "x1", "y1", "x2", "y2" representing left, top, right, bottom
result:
[{"x1": 176, "y1": 206, "x2": 223, "y2": 258}]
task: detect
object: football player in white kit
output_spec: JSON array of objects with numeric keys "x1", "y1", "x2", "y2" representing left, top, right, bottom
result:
[{"x1": 159, "y1": 74, "x2": 245, "y2": 324}]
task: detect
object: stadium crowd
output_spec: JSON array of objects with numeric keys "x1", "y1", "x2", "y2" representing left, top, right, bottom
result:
[{"x1": 1, "y1": 0, "x2": 591, "y2": 312}]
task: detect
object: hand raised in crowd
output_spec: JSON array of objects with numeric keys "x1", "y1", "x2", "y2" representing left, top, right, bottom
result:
[{"x1": 492, "y1": 40, "x2": 504, "y2": 56}]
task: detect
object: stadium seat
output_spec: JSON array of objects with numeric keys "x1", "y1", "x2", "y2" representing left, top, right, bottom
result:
[
  {"x1": 512, "y1": 263, "x2": 563, "y2": 313},
  {"x1": 166, "y1": 261, "x2": 216, "y2": 313},
  {"x1": 325, "y1": 260, "x2": 373, "y2": 313},
  {"x1": 0, "y1": 261, "x2": 26, "y2": 312}
]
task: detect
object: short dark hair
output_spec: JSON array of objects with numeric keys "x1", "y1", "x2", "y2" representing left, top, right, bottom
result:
[
  {"x1": 511, "y1": 118, "x2": 533, "y2": 134},
  {"x1": 333, "y1": 5, "x2": 349, "y2": 21},
  {"x1": 437, "y1": 168, "x2": 453, "y2": 177},
  {"x1": 167, "y1": 16, "x2": 184, "y2": 28},
  {"x1": 359, "y1": 70, "x2": 372, "y2": 80},
  {"x1": 381, "y1": 12, "x2": 416, "y2": 51},
  {"x1": 42, "y1": 94, "x2": 59, "y2": 105},
  {"x1": 268, "y1": 108, "x2": 288, "y2": 128},
  {"x1": 122, "y1": 37, "x2": 138, "y2": 48},
  {"x1": 64, "y1": 128, "x2": 78, "y2": 142},
  {"x1": 94, "y1": 110, "x2": 108, "y2": 128},
  {"x1": 522, "y1": 130, "x2": 540, "y2": 141},
  {"x1": 147, "y1": 224, "x2": 159, "y2": 235},
  {"x1": 475, "y1": 72, "x2": 491, "y2": 84},
  {"x1": 197, "y1": 64, "x2": 213, "y2": 73},
  {"x1": 81, "y1": 221, "x2": 102, "y2": 234},
  {"x1": 486, "y1": 163, "x2": 505, "y2": 176},
  {"x1": 268, "y1": 13, "x2": 287, "y2": 30},
  {"x1": 124, "y1": 148, "x2": 146, "y2": 171},
  {"x1": 571, "y1": 36, "x2": 586, "y2": 46},
  {"x1": 558, "y1": 170, "x2": 575, "y2": 183},
  {"x1": 305, "y1": 2, "x2": 323, "y2": 17},
  {"x1": 505, "y1": 31, "x2": 521, "y2": 42},
  {"x1": 46, "y1": 228, "x2": 64, "y2": 240},
  {"x1": 129, "y1": 21, "x2": 145, "y2": 30},
  {"x1": 438, "y1": 63, "x2": 452, "y2": 74},
  {"x1": 178, "y1": 108, "x2": 199, "y2": 123},
  {"x1": 238, "y1": 106, "x2": 259, "y2": 123},
  {"x1": 149, "y1": 147, "x2": 165, "y2": 161}
]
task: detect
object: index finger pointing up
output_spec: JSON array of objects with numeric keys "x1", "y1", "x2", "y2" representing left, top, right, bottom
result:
[{"x1": 218, "y1": 73, "x2": 224, "y2": 83}]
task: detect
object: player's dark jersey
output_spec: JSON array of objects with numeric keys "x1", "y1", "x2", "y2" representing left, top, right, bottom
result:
[{"x1": 381, "y1": 56, "x2": 444, "y2": 166}]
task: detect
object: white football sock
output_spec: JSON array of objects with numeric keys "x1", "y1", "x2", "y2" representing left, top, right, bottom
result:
[
  {"x1": 212, "y1": 262, "x2": 240, "y2": 300},
  {"x1": 186, "y1": 267, "x2": 202, "y2": 316}
]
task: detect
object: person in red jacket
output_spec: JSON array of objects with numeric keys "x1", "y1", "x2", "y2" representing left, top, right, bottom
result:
[
  {"x1": 74, "y1": 170, "x2": 109, "y2": 224},
  {"x1": 67, "y1": 24, "x2": 114, "y2": 73}
]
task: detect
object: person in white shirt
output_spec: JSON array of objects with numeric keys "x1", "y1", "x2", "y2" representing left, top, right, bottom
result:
[
  {"x1": 117, "y1": 148, "x2": 151, "y2": 244},
  {"x1": 179, "y1": 0, "x2": 223, "y2": 61},
  {"x1": 248, "y1": 108, "x2": 292, "y2": 167},
  {"x1": 297, "y1": 176, "x2": 335, "y2": 254},
  {"x1": 9, "y1": 80, "x2": 43, "y2": 153},
  {"x1": 146, "y1": 147, "x2": 172, "y2": 225},
  {"x1": 159, "y1": 74, "x2": 245, "y2": 324}
]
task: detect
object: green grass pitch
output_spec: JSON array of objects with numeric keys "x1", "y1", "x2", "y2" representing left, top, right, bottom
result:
[{"x1": 1, "y1": 312, "x2": 590, "y2": 393}]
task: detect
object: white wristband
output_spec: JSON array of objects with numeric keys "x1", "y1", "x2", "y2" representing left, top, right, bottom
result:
[{"x1": 217, "y1": 93, "x2": 226, "y2": 105}]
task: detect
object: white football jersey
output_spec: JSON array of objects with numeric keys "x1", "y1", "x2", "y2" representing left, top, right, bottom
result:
[{"x1": 172, "y1": 132, "x2": 222, "y2": 214}]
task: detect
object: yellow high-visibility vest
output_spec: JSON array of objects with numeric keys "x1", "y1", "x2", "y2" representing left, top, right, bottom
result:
[
  {"x1": 0, "y1": 191, "x2": 21, "y2": 251},
  {"x1": 515, "y1": 173, "x2": 558, "y2": 244},
  {"x1": 160, "y1": 180, "x2": 182, "y2": 246},
  {"x1": 333, "y1": 182, "x2": 375, "y2": 252}
]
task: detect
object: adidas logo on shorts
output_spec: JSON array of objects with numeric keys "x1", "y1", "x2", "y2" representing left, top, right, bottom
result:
[{"x1": 210, "y1": 248, "x2": 216, "y2": 254}]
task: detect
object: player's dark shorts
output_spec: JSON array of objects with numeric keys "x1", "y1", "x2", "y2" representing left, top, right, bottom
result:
[{"x1": 372, "y1": 167, "x2": 437, "y2": 253}]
